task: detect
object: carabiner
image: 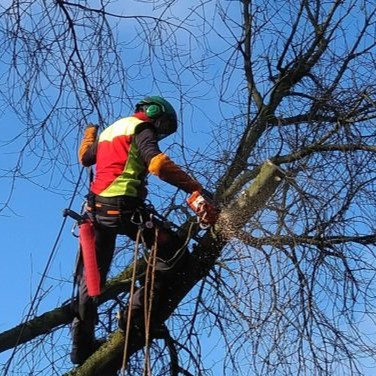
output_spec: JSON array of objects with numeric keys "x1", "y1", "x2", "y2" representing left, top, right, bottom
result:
[
  {"x1": 130, "y1": 209, "x2": 143, "y2": 226},
  {"x1": 71, "y1": 223, "x2": 79, "y2": 238}
]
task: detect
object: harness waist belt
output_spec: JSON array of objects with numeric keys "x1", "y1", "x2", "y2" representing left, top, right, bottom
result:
[
  {"x1": 86, "y1": 203, "x2": 120, "y2": 216},
  {"x1": 93, "y1": 195, "x2": 121, "y2": 205},
  {"x1": 92, "y1": 193, "x2": 142, "y2": 207},
  {"x1": 95, "y1": 204, "x2": 120, "y2": 215}
]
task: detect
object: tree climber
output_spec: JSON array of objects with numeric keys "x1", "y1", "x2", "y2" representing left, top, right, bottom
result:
[{"x1": 71, "y1": 96, "x2": 217, "y2": 365}]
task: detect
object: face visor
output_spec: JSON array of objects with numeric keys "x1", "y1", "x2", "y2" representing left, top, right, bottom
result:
[{"x1": 154, "y1": 115, "x2": 177, "y2": 140}]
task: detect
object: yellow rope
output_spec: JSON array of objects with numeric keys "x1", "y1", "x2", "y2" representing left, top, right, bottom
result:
[
  {"x1": 143, "y1": 227, "x2": 159, "y2": 376},
  {"x1": 121, "y1": 220, "x2": 195, "y2": 375}
]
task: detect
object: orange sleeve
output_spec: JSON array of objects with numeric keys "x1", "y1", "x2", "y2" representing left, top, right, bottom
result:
[
  {"x1": 148, "y1": 153, "x2": 203, "y2": 194},
  {"x1": 78, "y1": 125, "x2": 98, "y2": 165}
]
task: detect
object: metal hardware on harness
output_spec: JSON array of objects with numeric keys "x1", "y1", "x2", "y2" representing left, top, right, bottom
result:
[
  {"x1": 63, "y1": 208, "x2": 85, "y2": 238},
  {"x1": 130, "y1": 209, "x2": 144, "y2": 227},
  {"x1": 130, "y1": 202, "x2": 156, "y2": 229},
  {"x1": 145, "y1": 213, "x2": 154, "y2": 229},
  {"x1": 63, "y1": 208, "x2": 84, "y2": 223}
]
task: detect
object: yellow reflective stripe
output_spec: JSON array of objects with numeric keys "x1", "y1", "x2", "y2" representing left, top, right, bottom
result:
[
  {"x1": 99, "y1": 177, "x2": 140, "y2": 197},
  {"x1": 98, "y1": 118, "x2": 146, "y2": 197},
  {"x1": 99, "y1": 117, "x2": 143, "y2": 142}
]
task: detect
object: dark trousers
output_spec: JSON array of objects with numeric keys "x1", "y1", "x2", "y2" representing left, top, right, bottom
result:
[{"x1": 73, "y1": 194, "x2": 186, "y2": 343}]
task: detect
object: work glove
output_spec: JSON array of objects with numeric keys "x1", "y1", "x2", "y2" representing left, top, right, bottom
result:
[
  {"x1": 187, "y1": 190, "x2": 220, "y2": 227},
  {"x1": 78, "y1": 123, "x2": 99, "y2": 164}
]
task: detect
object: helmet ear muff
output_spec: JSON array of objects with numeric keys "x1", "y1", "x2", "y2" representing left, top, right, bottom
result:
[
  {"x1": 145, "y1": 104, "x2": 163, "y2": 119},
  {"x1": 135, "y1": 96, "x2": 177, "y2": 139}
]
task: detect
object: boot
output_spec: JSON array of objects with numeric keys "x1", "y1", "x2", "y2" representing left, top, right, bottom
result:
[{"x1": 117, "y1": 308, "x2": 144, "y2": 333}]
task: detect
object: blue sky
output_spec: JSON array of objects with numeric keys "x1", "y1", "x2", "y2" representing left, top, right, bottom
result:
[
  {"x1": 0, "y1": 2, "x2": 233, "y2": 373},
  {"x1": 1, "y1": 1, "x2": 375, "y2": 375},
  {"x1": 0, "y1": 113, "x2": 82, "y2": 314}
]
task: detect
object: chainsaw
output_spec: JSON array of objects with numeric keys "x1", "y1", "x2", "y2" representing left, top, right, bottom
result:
[{"x1": 187, "y1": 190, "x2": 219, "y2": 228}]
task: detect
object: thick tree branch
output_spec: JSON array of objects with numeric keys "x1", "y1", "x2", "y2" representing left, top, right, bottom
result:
[
  {"x1": 0, "y1": 303, "x2": 74, "y2": 354},
  {"x1": 0, "y1": 259, "x2": 146, "y2": 353},
  {"x1": 232, "y1": 230, "x2": 376, "y2": 250}
]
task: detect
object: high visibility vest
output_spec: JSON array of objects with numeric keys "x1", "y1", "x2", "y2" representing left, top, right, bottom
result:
[{"x1": 90, "y1": 116, "x2": 147, "y2": 197}]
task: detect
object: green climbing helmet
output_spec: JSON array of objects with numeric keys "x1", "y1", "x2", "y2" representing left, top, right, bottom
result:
[{"x1": 135, "y1": 96, "x2": 178, "y2": 140}]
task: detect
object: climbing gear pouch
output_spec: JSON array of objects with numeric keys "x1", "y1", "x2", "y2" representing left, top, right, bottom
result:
[{"x1": 79, "y1": 219, "x2": 101, "y2": 297}]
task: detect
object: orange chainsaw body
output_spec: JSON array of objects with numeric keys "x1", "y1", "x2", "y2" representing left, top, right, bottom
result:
[{"x1": 187, "y1": 191, "x2": 219, "y2": 226}]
